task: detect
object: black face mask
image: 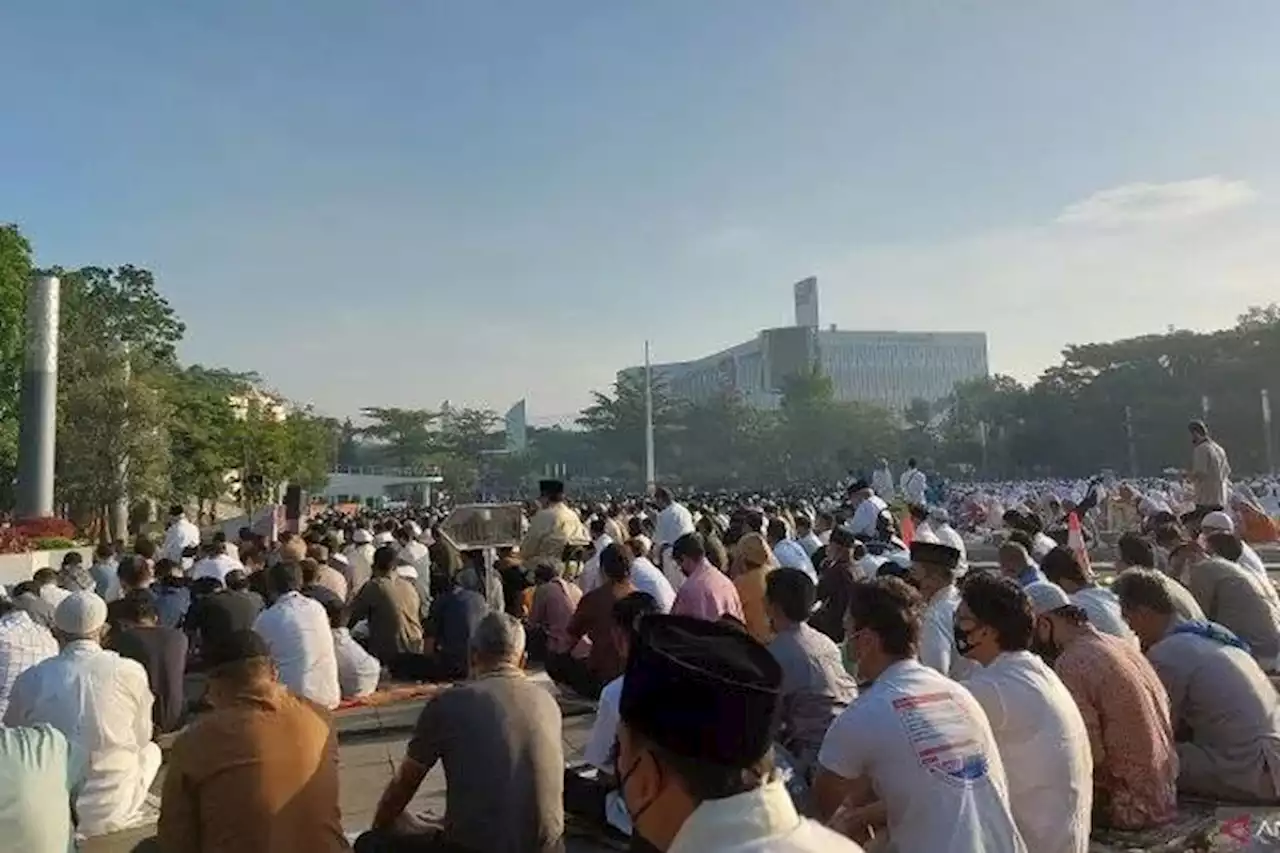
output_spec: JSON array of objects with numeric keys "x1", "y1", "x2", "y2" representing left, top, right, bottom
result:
[
  {"x1": 618, "y1": 753, "x2": 664, "y2": 850},
  {"x1": 953, "y1": 621, "x2": 978, "y2": 657}
]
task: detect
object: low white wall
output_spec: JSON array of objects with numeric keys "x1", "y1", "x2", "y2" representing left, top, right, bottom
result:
[{"x1": 0, "y1": 547, "x2": 94, "y2": 589}]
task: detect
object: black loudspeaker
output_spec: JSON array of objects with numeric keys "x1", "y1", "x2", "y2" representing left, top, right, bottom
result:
[{"x1": 282, "y1": 484, "x2": 304, "y2": 517}]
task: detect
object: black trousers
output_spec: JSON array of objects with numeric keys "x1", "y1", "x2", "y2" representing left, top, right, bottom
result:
[
  {"x1": 544, "y1": 652, "x2": 604, "y2": 700},
  {"x1": 563, "y1": 766, "x2": 610, "y2": 826}
]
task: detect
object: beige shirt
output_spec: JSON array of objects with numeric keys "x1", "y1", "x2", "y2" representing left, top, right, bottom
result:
[
  {"x1": 1191, "y1": 439, "x2": 1231, "y2": 507},
  {"x1": 520, "y1": 503, "x2": 588, "y2": 569}
]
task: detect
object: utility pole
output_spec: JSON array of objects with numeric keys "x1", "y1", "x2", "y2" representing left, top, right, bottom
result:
[
  {"x1": 1124, "y1": 405, "x2": 1138, "y2": 478},
  {"x1": 112, "y1": 341, "x2": 131, "y2": 540},
  {"x1": 644, "y1": 341, "x2": 656, "y2": 493},
  {"x1": 1263, "y1": 389, "x2": 1275, "y2": 476},
  {"x1": 15, "y1": 275, "x2": 60, "y2": 518}
]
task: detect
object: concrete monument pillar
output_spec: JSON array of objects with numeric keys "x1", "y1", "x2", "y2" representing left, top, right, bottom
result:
[{"x1": 15, "y1": 275, "x2": 59, "y2": 518}]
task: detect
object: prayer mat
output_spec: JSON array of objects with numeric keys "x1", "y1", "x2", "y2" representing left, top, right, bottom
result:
[
  {"x1": 1089, "y1": 800, "x2": 1220, "y2": 853},
  {"x1": 335, "y1": 682, "x2": 450, "y2": 710}
]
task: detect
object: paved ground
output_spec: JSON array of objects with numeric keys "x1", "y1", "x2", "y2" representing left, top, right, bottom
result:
[{"x1": 83, "y1": 680, "x2": 609, "y2": 853}]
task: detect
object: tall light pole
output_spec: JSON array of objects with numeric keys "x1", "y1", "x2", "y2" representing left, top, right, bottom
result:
[
  {"x1": 1263, "y1": 389, "x2": 1275, "y2": 476},
  {"x1": 15, "y1": 275, "x2": 60, "y2": 519},
  {"x1": 644, "y1": 341, "x2": 655, "y2": 493}
]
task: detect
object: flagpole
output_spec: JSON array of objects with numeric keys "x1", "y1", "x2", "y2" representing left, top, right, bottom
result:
[{"x1": 644, "y1": 341, "x2": 656, "y2": 493}]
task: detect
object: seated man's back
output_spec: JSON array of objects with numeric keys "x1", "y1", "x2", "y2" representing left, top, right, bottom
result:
[
  {"x1": 159, "y1": 631, "x2": 350, "y2": 853},
  {"x1": 4, "y1": 591, "x2": 160, "y2": 837},
  {"x1": 0, "y1": 724, "x2": 76, "y2": 853},
  {"x1": 359, "y1": 613, "x2": 564, "y2": 853},
  {"x1": 408, "y1": 667, "x2": 563, "y2": 852}
]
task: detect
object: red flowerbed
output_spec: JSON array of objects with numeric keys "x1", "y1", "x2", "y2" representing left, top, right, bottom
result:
[{"x1": 0, "y1": 518, "x2": 79, "y2": 554}]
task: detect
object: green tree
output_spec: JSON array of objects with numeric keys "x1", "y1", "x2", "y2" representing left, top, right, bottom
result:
[
  {"x1": 0, "y1": 225, "x2": 32, "y2": 500},
  {"x1": 577, "y1": 372, "x2": 679, "y2": 480},
  {"x1": 56, "y1": 345, "x2": 171, "y2": 534},
  {"x1": 359, "y1": 406, "x2": 442, "y2": 470}
]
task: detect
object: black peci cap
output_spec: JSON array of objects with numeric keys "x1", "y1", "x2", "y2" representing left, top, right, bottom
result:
[{"x1": 620, "y1": 614, "x2": 782, "y2": 768}]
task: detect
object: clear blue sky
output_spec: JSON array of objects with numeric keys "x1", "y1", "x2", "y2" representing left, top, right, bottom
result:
[{"x1": 4, "y1": 2, "x2": 1280, "y2": 422}]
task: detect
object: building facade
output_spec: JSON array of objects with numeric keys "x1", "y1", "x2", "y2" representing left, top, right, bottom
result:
[{"x1": 620, "y1": 278, "x2": 988, "y2": 411}]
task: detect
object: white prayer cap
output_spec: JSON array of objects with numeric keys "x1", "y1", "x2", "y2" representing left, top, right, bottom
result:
[
  {"x1": 1201, "y1": 511, "x2": 1234, "y2": 534},
  {"x1": 330, "y1": 553, "x2": 350, "y2": 566},
  {"x1": 406, "y1": 521, "x2": 423, "y2": 537},
  {"x1": 352, "y1": 529, "x2": 373, "y2": 544},
  {"x1": 395, "y1": 564, "x2": 419, "y2": 580},
  {"x1": 54, "y1": 590, "x2": 108, "y2": 636},
  {"x1": 374, "y1": 531, "x2": 394, "y2": 546},
  {"x1": 1024, "y1": 581, "x2": 1072, "y2": 616}
]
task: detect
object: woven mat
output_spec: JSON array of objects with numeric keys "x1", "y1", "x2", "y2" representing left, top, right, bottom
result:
[
  {"x1": 1090, "y1": 802, "x2": 1220, "y2": 853},
  {"x1": 335, "y1": 682, "x2": 449, "y2": 711}
]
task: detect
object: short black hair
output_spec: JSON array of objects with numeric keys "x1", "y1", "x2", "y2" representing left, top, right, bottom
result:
[
  {"x1": 1112, "y1": 569, "x2": 1176, "y2": 616},
  {"x1": 847, "y1": 577, "x2": 921, "y2": 657},
  {"x1": 1117, "y1": 532, "x2": 1156, "y2": 568},
  {"x1": 1204, "y1": 531, "x2": 1244, "y2": 563},
  {"x1": 117, "y1": 556, "x2": 152, "y2": 588},
  {"x1": 589, "y1": 516, "x2": 607, "y2": 537},
  {"x1": 225, "y1": 569, "x2": 249, "y2": 591},
  {"x1": 1040, "y1": 546, "x2": 1088, "y2": 587},
  {"x1": 766, "y1": 518, "x2": 788, "y2": 542},
  {"x1": 959, "y1": 573, "x2": 1033, "y2": 652},
  {"x1": 765, "y1": 569, "x2": 816, "y2": 623},
  {"x1": 134, "y1": 537, "x2": 157, "y2": 560},
  {"x1": 114, "y1": 589, "x2": 159, "y2": 625},
  {"x1": 61, "y1": 551, "x2": 83, "y2": 567},
  {"x1": 299, "y1": 558, "x2": 321, "y2": 585},
  {"x1": 267, "y1": 562, "x2": 303, "y2": 596},
  {"x1": 1005, "y1": 530, "x2": 1035, "y2": 553},
  {"x1": 671, "y1": 533, "x2": 706, "y2": 563},
  {"x1": 322, "y1": 596, "x2": 347, "y2": 629},
  {"x1": 611, "y1": 591, "x2": 658, "y2": 633},
  {"x1": 599, "y1": 543, "x2": 633, "y2": 584},
  {"x1": 372, "y1": 544, "x2": 398, "y2": 573}
]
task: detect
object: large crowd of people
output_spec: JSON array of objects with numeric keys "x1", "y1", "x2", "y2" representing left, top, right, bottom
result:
[{"x1": 0, "y1": 419, "x2": 1279, "y2": 851}]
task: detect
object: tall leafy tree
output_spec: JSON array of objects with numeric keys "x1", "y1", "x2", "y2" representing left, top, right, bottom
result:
[
  {"x1": 0, "y1": 225, "x2": 32, "y2": 500},
  {"x1": 358, "y1": 406, "x2": 442, "y2": 470}
]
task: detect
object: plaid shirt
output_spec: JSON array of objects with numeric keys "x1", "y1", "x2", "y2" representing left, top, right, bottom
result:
[{"x1": 0, "y1": 610, "x2": 59, "y2": 720}]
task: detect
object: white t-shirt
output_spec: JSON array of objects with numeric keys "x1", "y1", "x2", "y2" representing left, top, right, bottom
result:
[
  {"x1": 252, "y1": 592, "x2": 341, "y2": 710},
  {"x1": 771, "y1": 540, "x2": 818, "y2": 585},
  {"x1": 191, "y1": 553, "x2": 241, "y2": 585},
  {"x1": 1069, "y1": 586, "x2": 1139, "y2": 647},
  {"x1": 900, "y1": 469, "x2": 928, "y2": 506},
  {"x1": 818, "y1": 659, "x2": 1026, "y2": 853},
  {"x1": 583, "y1": 675, "x2": 623, "y2": 770},
  {"x1": 919, "y1": 586, "x2": 980, "y2": 681},
  {"x1": 963, "y1": 651, "x2": 1092, "y2": 853},
  {"x1": 629, "y1": 557, "x2": 677, "y2": 614},
  {"x1": 847, "y1": 495, "x2": 889, "y2": 539}
]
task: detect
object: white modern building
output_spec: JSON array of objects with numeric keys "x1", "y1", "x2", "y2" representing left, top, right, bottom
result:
[{"x1": 621, "y1": 278, "x2": 988, "y2": 411}]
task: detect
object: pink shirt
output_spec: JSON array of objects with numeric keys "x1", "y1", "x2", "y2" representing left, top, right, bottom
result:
[
  {"x1": 530, "y1": 578, "x2": 582, "y2": 655},
  {"x1": 671, "y1": 562, "x2": 745, "y2": 623}
]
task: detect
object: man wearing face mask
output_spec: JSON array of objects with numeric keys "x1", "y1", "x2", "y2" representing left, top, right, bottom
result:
[
  {"x1": 909, "y1": 540, "x2": 979, "y2": 681},
  {"x1": 614, "y1": 614, "x2": 861, "y2": 853},
  {"x1": 954, "y1": 574, "x2": 1093, "y2": 853},
  {"x1": 812, "y1": 578, "x2": 1025, "y2": 852},
  {"x1": 1023, "y1": 581, "x2": 1177, "y2": 831}
]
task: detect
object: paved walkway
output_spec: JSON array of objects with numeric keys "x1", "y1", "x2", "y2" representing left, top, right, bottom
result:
[{"x1": 82, "y1": 678, "x2": 608, "y2": 853}]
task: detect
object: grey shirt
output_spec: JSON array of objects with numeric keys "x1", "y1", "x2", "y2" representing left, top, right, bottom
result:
[
  {"x1": 1148, "y1": 629, "x2": 1280, "y2": 801},
  {"x1": 767, "y1": 623, "x2": 857, "y2": 773},
  {"x1": 407, "y1": 668, "x2": 564, "y2": 853},
  {"x1": 1186, "y1": 556, "x2": 1280, "y2": 663}
]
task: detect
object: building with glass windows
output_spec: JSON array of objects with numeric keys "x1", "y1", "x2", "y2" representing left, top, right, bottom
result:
[{"x1": 619, "y1": 278, "x2": 988, "y2": 411}]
